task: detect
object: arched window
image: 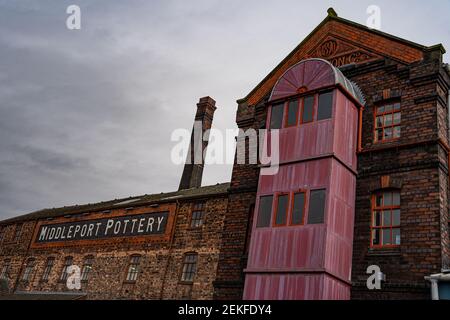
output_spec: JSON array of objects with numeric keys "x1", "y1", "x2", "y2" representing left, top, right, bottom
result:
[
  {"x1": 180, "y1": 253, "x2": 198, "y2": 283},
  {"x1": 371, "y1": 190, "x2": 401, "y2": 248},
  {"x1": 22, "y1": 258, "x2": 35, "y2": 281},
  {"x1": 126, "y1": 255, "x2": 141, "y2": 282},
  {"x1": 81, "y1": 256, "x2": 94, "y2": 282}
]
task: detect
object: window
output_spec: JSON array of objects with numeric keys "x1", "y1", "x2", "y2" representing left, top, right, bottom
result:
[
  {"x1": 81, "y1": 256, "x2": 94, "y2": 282},
  {"x1": 308, "y1": 189, "x2": 326, "y2": 224},
  {"x1": 301, "y1": 95, "x2": 314, "y2": 123},
  {"x1": 180, "y1": 253, "x2": 198, "y2": 283},
  {"x1": 41, "y1": 257, "x2": 54, "y2": 281},
  {"x1": 0, "y1": 227, "x2": 4, "y2": 242},
  {"x1": 256, "y1": 195, "x2": 274, "y2": 228},
  {"x1": 286, "y1": 100, "x2": 299, "y2": 127},
  {"x1": 371, "y1": 190, "x2": 401, "y2": 247},
  {"x1": 1, "y1": 260, "x2": 11, "y2": 280},
  {"x1": 274, "y1": 194, "x2": 289, "y2": 226},
  {"x1": 317, "y1": 91, "x2": 333, "y2": 120},
  {"x1": 270, "y1": 103, "x2": 284, "y2": 129},
  {"x1": 126, "y1": 255, "x2": 141, "y2": 282},
  {"x1": 60, "y1": 256, "x2": 73, "y2": 282},
  {"x1": 14, "y1": 223, "x2": 23, "y2": 242},
  {"x1": 291, "y1": 192, "x2": 306, "y2": 225},
  {"x1": 22, "y1": 258, "x2": 35, "y2": 282},
  {"x1": 190, "y1": 202, "x2": 205, "y2": 228},
  {"x1": 374, "y1": 102, "x2": 401, "y2": 142}
]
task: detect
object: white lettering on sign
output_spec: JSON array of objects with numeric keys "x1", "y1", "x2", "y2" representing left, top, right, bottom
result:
[{"x1": 35, "y1": 212, "x2": 169, "y2": 244}]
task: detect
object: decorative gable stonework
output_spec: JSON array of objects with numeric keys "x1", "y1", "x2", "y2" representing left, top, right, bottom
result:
[
  {"x1": 241, "y1": 17, "x2": 425, "y2": 106},
  {"x1": 306, "y1": 36, "x2": 380, "y2": 68}
]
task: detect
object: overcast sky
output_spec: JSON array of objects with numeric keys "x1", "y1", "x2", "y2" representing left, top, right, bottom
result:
[{"x1": 0, "y1": 0, "x2": 448, "y2": 220}]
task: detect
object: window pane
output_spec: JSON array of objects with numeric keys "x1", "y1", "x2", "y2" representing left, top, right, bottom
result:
[
  {"x1": 375, "y1": 129, "x2": 383, "y2": 142},
  {"x1": 372, "y1": 229, "x2": 380, "y2": 246},
  {"x1": 256, "y1": 196, "x2": 273, "y2": 228},
  {"x1": 384, "y1": 114, "x2": 393, "y2": 126},
  {"x1": 393, "y1": 112, "x2": 401, "y2": 125},
  {"x1": 384, "y1": 193, "x2": 393, "y2": 206},
  {"x1": 383, "y1": 211, "x2": 391, "y2": 226},
  {"x1": 292, "y1": 193, "x2": 305, "y2": 225},
  {"x1": 308, "y1": 189, "x2": 326, "y2": 224},
  {"x1": 382, "y1": 229, "x2": 392, "y2": 245},
  {"x1": 392, "y1": 228, "x2": 401, "y2": 245},
  {"x1": 270, "y1": 104, "x2": 284, "y2": 129},
  {"x1": 302, "y1": 96, "x2": 314, "y2": 123},
  {"x1": 392, "y1": 210, "x2": 401, "y2": 226},
  {"x1": 373, "y1": 211, "x2": 381, "y2": 227},
  {"x1": 275, "y1": 195, "x2": 289, "y2": 226},
  {"x1": 393, "y1": 103, "x2": 401, "y2": 111},
  {"x1": 317, "y1": 92, "x2": 333, "y2": 120},
  {"x1": 385, "y1": 104, "x2": 393, "y2": 113},
  {"x1": 377, "y1": 106, "x2": 385, "y2": 114},
  {"x1": 287, "y1": 100, "x2": 298, "y2": 126},
  {"x1": 393, "y1": 192, "x2": 400, "y2": 206},
  {"x1": 375, "y1": 194, "x2": 383, "y2": 207},
  {"x1": 393, "y1": 126, "x2": 401, "y2": 138},
  {"x1": 376, "y1": 116, "x2": 383, "y2": 128},
  {"x1": 384, "y1": 127, "x2": 393, "y2": 139}
]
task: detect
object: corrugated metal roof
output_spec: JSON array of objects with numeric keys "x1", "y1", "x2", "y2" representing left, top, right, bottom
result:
[{"x1": 0, "y1": 183, "x2": 230, "y2": 225}]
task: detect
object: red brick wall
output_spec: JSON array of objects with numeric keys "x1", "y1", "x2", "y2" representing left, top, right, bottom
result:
[{"x1": 0, "y1": 196, "x2": 228, "y2": 299}]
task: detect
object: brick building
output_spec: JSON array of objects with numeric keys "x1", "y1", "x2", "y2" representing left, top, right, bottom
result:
[{"x1": 1, "y1": 9, "x2": 450, "y2": 300}]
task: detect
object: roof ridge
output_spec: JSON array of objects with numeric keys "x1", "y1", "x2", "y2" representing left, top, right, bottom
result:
[{"x1": 0, "y1": 182, "x2": 230, "y2": 225}]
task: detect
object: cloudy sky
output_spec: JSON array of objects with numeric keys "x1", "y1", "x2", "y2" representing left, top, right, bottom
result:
[{"x1": 0, "y1": 0, "x2": 448, "y2": 220}]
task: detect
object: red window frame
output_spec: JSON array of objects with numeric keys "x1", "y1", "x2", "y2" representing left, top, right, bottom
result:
[
  {"x1": 300, "y1": 95, "x2": 315, "y2": 124},
  {"x1": 289, "y1": 190, "x2": 308, "y2": 226},
  {"x1": 374, "y1": 102, "x2": 401, "y2": 143},
  {"x1": 273, "y1": 193, "x2": 290, "y2": 227},
  {"x1": 284, "y1": 99, "x2": 300, "y2": 128},
  {"x1": 370, "y1": 190, "x2": 401, "y2": 248},
  {"x1": 268, "y1": 93, "x2": 321, "y2": 130}
]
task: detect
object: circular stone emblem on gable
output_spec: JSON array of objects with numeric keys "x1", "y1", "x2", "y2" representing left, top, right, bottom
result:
[{"x1": 319, "y1": 40, "x2": 338, "y2": 58}]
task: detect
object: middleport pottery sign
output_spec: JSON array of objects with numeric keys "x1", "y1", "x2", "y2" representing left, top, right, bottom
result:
[{"x1": 34, "y1": 212, "x2": 169, "y2": 244}]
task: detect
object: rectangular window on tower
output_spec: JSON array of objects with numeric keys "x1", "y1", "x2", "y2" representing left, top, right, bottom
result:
[
  {"x1": 274, "y1": 194, "x2": 289, "y2": 226},
  {"x1": 270, "y1": 103, "x2": 285, "y2": 129},
  {"x1": 301, "y1": 95, "x2": 314, "y2": 123},
  {"x1": 317, "y1": 91, "x2": 333, "y2": 121},
  {"x1": 291, "y1": 192, "x2": 306, "y2": 225},
  {"x1": 256, "y1": 195, "x2": 274, "y2": 228},
  {"x1": 308, "y1": 189, "x2": 326, "y2": 224},
  {"x1": 286, "y1": 100, "x2": 299, "y2": 127}
]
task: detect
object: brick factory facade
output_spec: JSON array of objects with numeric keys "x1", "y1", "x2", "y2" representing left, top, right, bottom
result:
[{"x1": 1, "y1": 9, "x2": 450, "y2": 300}]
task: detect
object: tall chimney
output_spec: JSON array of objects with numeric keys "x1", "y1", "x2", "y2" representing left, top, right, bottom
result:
[{"x1": 178, "y1": 96, "x2": 217, "y2": 190}]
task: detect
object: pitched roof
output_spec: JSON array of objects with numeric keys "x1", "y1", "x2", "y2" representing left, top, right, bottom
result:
[
  {"x1": 0, "y1": 183, "x2": 230, "y2": 225},
  {"x1": 238, "y1": 8, "x2": 446, "y2": 106}
]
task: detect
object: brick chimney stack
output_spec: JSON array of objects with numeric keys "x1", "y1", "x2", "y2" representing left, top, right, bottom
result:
[{"x1": 178, "y1": 96, "x2": 217, "y2": 190}]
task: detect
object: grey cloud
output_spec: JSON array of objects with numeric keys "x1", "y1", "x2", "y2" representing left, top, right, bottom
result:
[{"x1": 0, "y1": 0, "x2": 448, "y2": 220}]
